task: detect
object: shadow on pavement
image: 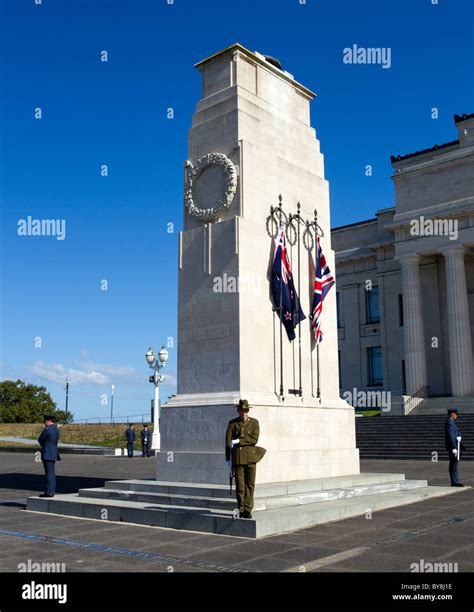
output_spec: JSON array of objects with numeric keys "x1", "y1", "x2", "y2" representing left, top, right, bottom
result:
[{"x1": 0, "y1": 473, "x2": 108, "y2": 494}]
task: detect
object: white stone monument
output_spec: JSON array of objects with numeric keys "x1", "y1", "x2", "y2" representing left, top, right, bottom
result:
[{"x1": 157, "y1": 43, "x2": 360, "y2": 485}]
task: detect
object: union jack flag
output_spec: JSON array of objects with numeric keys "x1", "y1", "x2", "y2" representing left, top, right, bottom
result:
[
  {"x1": 311, "y1": 237, "x2": 335, "y2": 344},
  {"x1": 270, "y1": 225, "x2": 305, "y2": 341}
]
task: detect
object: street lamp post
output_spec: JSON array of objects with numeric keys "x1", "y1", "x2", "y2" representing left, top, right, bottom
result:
[
  {"x1": 110, "y1": 384, "x2": 115, "y2": 423},
  {"x1": 145, "y1": 345, "x2": 168, "y2": 451},
  {"x1": 65, "y1": 377, "x2": 69, "y2": 413}
]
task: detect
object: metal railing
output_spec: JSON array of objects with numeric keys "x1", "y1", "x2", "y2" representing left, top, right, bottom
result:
[
  {"x1": 402, "y1": 385, "x2": 431, "y2": 416},
  {"x1": 72, "y1": 413, "x2": 150, "y2": 425}
]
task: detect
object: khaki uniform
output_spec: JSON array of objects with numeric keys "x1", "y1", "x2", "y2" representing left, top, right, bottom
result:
[{"x1": 225, "y1": 416, "x2": 262, "y2": 513}]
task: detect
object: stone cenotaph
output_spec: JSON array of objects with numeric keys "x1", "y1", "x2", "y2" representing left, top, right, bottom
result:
[{"x1": 157, "y1": 43, "x2": 360, "y2": 485}]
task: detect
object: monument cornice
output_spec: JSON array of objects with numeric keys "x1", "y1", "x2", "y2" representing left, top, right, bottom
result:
[
  {"x1": 195, "y1": 43, "x2": 317, "y2": 101},
  {"x1": 165, "y1": 391, "x2": 352, "y2": 410}
]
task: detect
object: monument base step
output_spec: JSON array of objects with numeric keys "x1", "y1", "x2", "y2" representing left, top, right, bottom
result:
[{"x1": 25, "y1": 473, "x2": 469, "y2": 538}]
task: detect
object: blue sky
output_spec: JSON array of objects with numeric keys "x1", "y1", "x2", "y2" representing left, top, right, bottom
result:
[{"x1": 1, "y1": 0, "x2": 473, "y2": 420}]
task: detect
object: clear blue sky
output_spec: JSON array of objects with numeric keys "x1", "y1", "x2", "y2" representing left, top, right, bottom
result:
[{"x1": 1, "y1": 0, "x2": 473, "y2": 420}]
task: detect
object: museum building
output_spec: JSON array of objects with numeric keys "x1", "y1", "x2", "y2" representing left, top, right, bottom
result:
[{"x1": 332, "y1": 113, "x2": 474, "y2": 413}]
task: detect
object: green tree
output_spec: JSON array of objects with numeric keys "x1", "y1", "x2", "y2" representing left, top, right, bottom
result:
[{"x1": 0, "y1": 379, "x2": 73, "y2": 423}]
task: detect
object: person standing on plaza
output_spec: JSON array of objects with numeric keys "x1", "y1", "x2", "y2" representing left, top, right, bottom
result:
[
  {"x1": 445, "y1": 408, "x2": 466, "y2": 487},
  {"x1": 141, "y1": 424, "x2": 152, "y2": 457},
  {"x1": 38, "y1": 414, "x2": 61, "y2": 497},
  {"x1": 225, "y1": 399, "x2": 266, "y2": 519},
  {"x1": 125, "y1": 423, "x2": 136, "y2": 458}
]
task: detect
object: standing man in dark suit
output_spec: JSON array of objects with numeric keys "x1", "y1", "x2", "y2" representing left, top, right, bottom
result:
[
  {"x1": 38, "y1": 414, "x2": 61, "y2": 498},
  {"x1": 141, "y1": 424, "x2": 152, "y2": 457},
  {"x1": 445, "y1": 408, "x2": 466, "y2": 487},
  {"x1": 125, "y1": 423, "x2": 136, "y2": 458}
]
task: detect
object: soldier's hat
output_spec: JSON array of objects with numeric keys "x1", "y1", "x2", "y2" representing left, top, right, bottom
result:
[
  {"x1": 43, "y1": 414, "x2": 56, "y2": 422},
  {"x1": 447, "y1": 408, "x2": 459, "y2": 415},
  {"x1": 238, "y1": 399, "x2": 250, "y2": 410}
]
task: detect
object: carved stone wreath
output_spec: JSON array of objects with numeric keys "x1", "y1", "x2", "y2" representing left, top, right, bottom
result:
[{"x1": 185, "y1": 153, "x2": 238, "y2": 221}]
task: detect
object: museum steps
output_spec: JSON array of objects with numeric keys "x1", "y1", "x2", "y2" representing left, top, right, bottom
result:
[
  {"x1": 409, "y1": 396, "x2": 474, "y2": 415},
  {"x1": 26, "y1": 473, "x2": 467, "y2": 539},
  {"x1": 356, "y1": 414, "x2": 474, "y2": 460}
]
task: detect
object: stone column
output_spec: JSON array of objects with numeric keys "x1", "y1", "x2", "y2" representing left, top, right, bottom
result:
[
  {"x1": 440, "y1": 246, "x2": 474, "y2": 396},
  {"x1": 340, "y1": 284, "x2": 362, "y2": 391},
  {"x1": 398, "y1": 255, "x2": 428, "y2": 395}
]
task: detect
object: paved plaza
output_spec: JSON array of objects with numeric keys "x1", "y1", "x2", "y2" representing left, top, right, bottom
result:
[{"x1": 0, "y1": 452, "x2": 472, "y2": 573}]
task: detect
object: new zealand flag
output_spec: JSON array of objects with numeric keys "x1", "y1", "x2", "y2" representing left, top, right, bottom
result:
[{"x1": 270, "y1": 226, "x2": 306, "y2": 341}]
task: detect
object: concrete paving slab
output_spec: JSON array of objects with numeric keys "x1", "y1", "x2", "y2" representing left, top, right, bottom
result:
[
  {"x1": 319, "y1": 550, "x2": 420, "y2": 572},
  {"x1": 182, "y1": 549, "x2": 254, "y2": 565},
  {"x1": 263, "y1": 544, "x2": 344, "y2": 565},
  {"x1": 439, "y1": 548, "x2": 474, "y2": 564},
  {"x1": 311, "y1": 528, "x2": 406, "y2": 549},
  {"x1": 378, "y1": 540, "x2": 470, "y2": 558}
]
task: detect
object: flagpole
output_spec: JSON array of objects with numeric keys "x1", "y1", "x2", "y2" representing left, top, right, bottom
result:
[
  {"x1": 314, "y1": 209, "x2": 321, "y2": 400},
  {"x1": 288, "y1": 222, "x2": 296, "y2": 392},
  {"x1": 297, "y1": 202, "x2": 302, "y2": 397},
  {"x1": 278, "y1": 195, "x2": 284, "y2": 399},
  {"x1": 307, "y1": 220, "x2": 315, "y2": 398}
]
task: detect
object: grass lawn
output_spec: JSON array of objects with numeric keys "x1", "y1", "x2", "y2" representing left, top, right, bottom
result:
[{"x1": 0, "y1": 423, "x2": 153, "y2": 449}]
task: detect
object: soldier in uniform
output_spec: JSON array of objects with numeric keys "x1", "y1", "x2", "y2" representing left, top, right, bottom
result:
[
  {"x1": 38, "y1": 414, "x2": 61, "y2": 497},
  {"x1": 225, "y1": 399, "x2": 265, "y2": 519},
  {"x1": 125, "y1": 423, "x2": 136, "y2": 458},
  {"x1": 445, "y1": 408, "x2": 466, "y2": 487},
  {"x1": 141, "y1": 424, "x2": 152, "y2": 457}
]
